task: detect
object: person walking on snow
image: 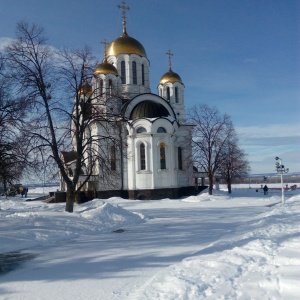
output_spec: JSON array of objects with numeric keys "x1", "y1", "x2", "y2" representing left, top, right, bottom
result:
[
  {"x1": 263, "y1": 185, "x2": 269, "y2": 195},
  {"x1": 24, "y1": 187, "x2": 28, "y2": 198}
]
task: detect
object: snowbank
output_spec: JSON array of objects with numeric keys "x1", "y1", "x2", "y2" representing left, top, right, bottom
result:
[{"x1": 0, "y1": 185, "x2": 299, "y2": 299}]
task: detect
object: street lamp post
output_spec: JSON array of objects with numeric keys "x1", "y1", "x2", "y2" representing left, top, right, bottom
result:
[{"x1": 275, "y1": 157, "x2": 289, "y2": 204}]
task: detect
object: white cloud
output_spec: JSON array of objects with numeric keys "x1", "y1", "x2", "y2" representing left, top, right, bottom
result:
[
  {"x1": 0, "y1": 37, "x2": 14, "y2": 51},
  {"x1": 236, "y1": 123, "x2": 300, "y2": 173},
  {"x1": 236, "y1": 123, "x2": 300, "y2": 139}
]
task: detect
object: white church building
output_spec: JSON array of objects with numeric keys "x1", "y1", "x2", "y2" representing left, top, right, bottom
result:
[{"x1": 63, "y1": 2, "x2": 198, "y2": 200}]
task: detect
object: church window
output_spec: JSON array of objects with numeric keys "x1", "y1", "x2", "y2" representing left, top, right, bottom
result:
[
  {"x1": 167, "y1": 87, "x2": 170, "y2": 101},
  {"x1": 99, "y1": 79, "x2": 103, "y2": 96},
  {"x1": 110, "y1": 145, "x2": 116, "y2": 171},
  {"x1": 140, "y1": 143, "x2": 146, "y2": 170},
  {"x1": 159, "y1": 88, "x2": 162, "y2": 97},
  {"x1": 108, "y1": 79, "x2": 113, "y2": 96},
  {"x1": 142, "y1": 64, "x2": 145, "y2": 85},
  {"x1": 175, "y1": 87, "x2": 179, "y2": 103},
  {"x1": 160, "y1": 142, "x2": 166, "y2": 169},
  {"x1": 136, "y1": 127, "x2": 147, "y2": 134},
  {"x1": 121, "y1": 61, "x2": 126, "y2": 84},
  {"x1": 157, "y1": 127, "x2": 166, "y2": 133},
  {"x1": 132, "y1": 61, "x2": 137, "y2": 84},
  {"x1": 178, "y1": 147, "x2": 183, "y2": 170}
]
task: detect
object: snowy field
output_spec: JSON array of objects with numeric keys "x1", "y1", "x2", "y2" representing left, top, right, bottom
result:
[{"x1": 0, "y1": 183, "x2": 299, "y2": 300}]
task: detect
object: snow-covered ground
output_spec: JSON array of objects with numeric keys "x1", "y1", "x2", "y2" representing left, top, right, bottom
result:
[{"x1": 0, "y1": 184, "x2": 299, "y2": 299}]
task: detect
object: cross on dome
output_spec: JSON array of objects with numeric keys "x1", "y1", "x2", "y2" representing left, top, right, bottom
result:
[
  {"x1": 101, "y1": 38, "x2": 109, "y2": 59},
  {"x1": 166, "y1": 49, "x2": 174, "y2": 70},
  {"x1": 117, "y1": 1, "x2": 130, "y2": 31}
]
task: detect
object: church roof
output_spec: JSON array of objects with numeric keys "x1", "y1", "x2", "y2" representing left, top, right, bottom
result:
[
  {"x1": 94, "y1": 60, "x2": 118, "y2": 76},
  {"x1": 107, "y1": 29, "x2": 147, "y2": 58},
  {"x1": 130, "y1": 100, "x2": 170, "y2": 120},
  {"x1": 159, "y1": 68, "x2": 182, "y2": 85}
]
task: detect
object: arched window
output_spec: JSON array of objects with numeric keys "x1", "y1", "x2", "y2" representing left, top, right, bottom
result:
[
  {"x1": 178, "y1": 147, "x2": 182, "y2": 170},
  {"x1": 157, "y1": 127, "x2": 166, "y2": 133},
  {"x1": 99, "y1": 79, "x2": 103, "y2": 96},
  {"x1": 121, "y1": 61, "x2": 126, "y2": 84},
  {"x1": 142, "y1": 64, "x2": 145, "y2": 85},
  {"x1": 160, "y1": 142, "x2": 166, "y2": 169},
  {"x1": 167, "y1": 87, "x2": 170, "y2": 101},
  {"x1": 159, "y1": 88, "x2": 162, "y2": 97},
  {"x1": 136, "y1": 127, "x2": 147, "y2": 134},
  {"x1": 140, "y1": 143, "x2": 146, "y2": 170},
  {"x1": 175, "y1": 87, "x2": 179, "y2": 103},
  {"x1": 108, "y1": 79, "x2": 113, "y2": 96},
  {"x1": 132, "y1": 61, "x2": 137, "y2": 84},
  {"x1": 110, "y1": 145, "x2": 116, "y2": 171}
]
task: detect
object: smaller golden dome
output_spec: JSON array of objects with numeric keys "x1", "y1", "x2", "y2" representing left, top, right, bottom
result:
[
  {"x1": 159, "y1": 69, "x2": 182, "y2": 85},
  {"x1": 78, "y1": 82, "x2": 92, "y2": 95},
  {"x1": 94, "y1": 60, "x2": 118, "y2": 76}
]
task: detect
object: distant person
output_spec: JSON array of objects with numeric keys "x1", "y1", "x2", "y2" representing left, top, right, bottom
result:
[
  {"x1": 263, "y1": 185, "x2": 269, "y2": 195},
  {"x1": 19, "y1": 186, "x2": 24, "y2": 197},
  {"x1": 25, "y1": 187, "x2": 28, "y2": 198}
]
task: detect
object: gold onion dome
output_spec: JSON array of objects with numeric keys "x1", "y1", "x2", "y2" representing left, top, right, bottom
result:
[
  {"x1": 107, "y1": 29, "x2": 147, "y2": 58},
  {"x1": 78, "y1": 81, "x2": 92, "y2": 95},
  {"x1": 94, "y1": 60, "x2": 118, "y2": 76},
  {"x1": 159, "y1": 68, "x2": 182, "y2": 85}
]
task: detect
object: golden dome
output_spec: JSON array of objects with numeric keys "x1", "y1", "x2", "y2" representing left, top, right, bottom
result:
[
  {"x1": 94, "y1": 60, "x2": 118, "y2": 76},
  {"x1": 107, "y1": 29, "x2": 147, "y2": 58},
  {"x1": 78, "y1": 82, "x2": 92, "y2": 95},
  {"x1": 159, "y1": 68, "x2": 182, "y2": 85}
]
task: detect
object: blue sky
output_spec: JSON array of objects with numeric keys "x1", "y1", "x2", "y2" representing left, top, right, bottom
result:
[{"x1": 0, "y1": 0, "x2": 299, "y2": 174}]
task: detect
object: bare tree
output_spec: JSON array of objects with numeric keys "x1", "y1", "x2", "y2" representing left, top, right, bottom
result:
[
  {"x1": 218, "y1": 135, "x2": 250, "y2": 193},
  {"x1": 4, "y1": 21, "x2": 124, "y2": 212},
  {"x1": 188, "y1": 104, "x2": 235, "y2": 195},
  {"x1": 0, "y1": 54, "x2": 28, "y2": 189}
]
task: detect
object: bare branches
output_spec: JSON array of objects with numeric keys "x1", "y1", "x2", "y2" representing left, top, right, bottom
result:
[
  {"x1": 3, "y1": 21, "x2": 126, "y2": 212},
  {"x1": 218, "y1": 139, "x2": 250, "y2": 193},
  {"x1": 188, "y1": 104, "x2": 236, "y2": 195},
  {"x1": 0, "y1": 54, "x2": 29, "y2": 188}
]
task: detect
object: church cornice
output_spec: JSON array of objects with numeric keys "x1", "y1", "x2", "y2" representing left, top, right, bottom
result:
[
  {"x1": 121, "y1": 92, "x2": 177, "y2": 118},
  {"x1": 127, "y1": 116, "x2": 179, "y2": 127}
]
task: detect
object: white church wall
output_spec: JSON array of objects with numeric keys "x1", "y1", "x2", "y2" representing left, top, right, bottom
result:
[
  {"x1": 107, "y1": 54, "x2": 150, "y2": 98},
  {"x1": 126, "y1": 117, "x2": 184, "y2": 190}
]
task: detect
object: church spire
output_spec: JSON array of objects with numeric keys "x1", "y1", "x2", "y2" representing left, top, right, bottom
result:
[
  {"x1": 117, "y1": 0, "x2": 130, "y2": 35},
  {"x1": 166, "y1": 49, "x2": 174, "y2": 71},
  {"x1": 101, "y1": 38, "x2": 109, "y2": 61}
]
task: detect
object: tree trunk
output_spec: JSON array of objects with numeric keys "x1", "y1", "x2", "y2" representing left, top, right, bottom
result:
[
  {"x1": 227, "y1": 182, "x2": 232, "y2": 194},
  {"x1": 75, "y1": 192, "x2": 81, "y2": 204},
  {"x1": 208, "y1": 174, "x2": 214, "y2": 195},
  {"x1": 3, "y1": 177, "x2": 7, "y2": 193},
  {"x1": 65, "y1": 185, "x2": 75, "y2": 212}
]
